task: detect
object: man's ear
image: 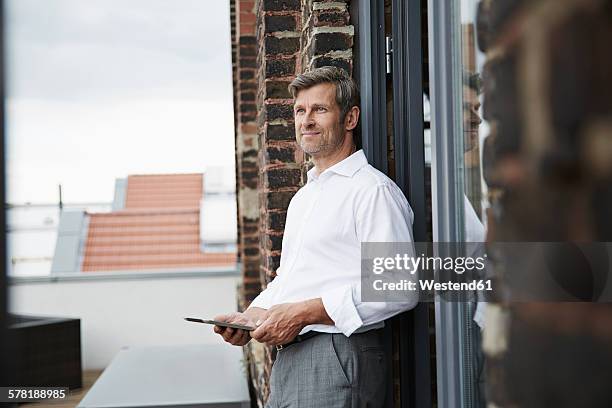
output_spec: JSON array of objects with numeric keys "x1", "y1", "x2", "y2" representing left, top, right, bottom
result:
[{"x1": 344, "y1": 106, "x2": 360, "y2": 131}]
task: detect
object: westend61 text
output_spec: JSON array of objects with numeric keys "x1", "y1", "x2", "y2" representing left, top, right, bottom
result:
[{"x1": 373, "y1": 279, "x2": 493, "y2": 291}]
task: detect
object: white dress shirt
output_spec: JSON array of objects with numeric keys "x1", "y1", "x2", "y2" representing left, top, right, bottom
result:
[
  {"x1": 248, "y1": 150, "x2": 418, "y2": 336},
  {"x1": 464, "y1": 195, "x2": 487, "y2": 329}
]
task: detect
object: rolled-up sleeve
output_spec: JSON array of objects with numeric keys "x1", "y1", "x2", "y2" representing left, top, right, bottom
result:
[
  {"x1": 321, "y1": 285, "x2": 364, "y2": 336},
  {"x1": 321, "y1": 182, "x2": 419, "y2": 336}
]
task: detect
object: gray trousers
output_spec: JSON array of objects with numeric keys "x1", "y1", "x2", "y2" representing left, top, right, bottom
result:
[{"x1": 266, "y1": 329, "x2": 387, "y2": 408}]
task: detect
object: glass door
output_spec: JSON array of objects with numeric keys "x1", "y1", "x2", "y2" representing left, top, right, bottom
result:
[{"x1": 428, "y1": 0, "x2": 488, "y2": 406}]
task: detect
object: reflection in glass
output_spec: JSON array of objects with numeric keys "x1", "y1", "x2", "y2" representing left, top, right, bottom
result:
[{"x1": 460, "y1": 1, "x2": 488, "y2": 407}]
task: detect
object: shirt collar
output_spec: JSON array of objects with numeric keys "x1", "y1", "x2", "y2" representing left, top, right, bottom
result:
[{"x1": 307, "y1": 149, "x2": 368, "y2": 182}]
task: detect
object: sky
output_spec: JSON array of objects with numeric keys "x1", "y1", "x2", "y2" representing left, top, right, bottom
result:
[{"x1": 5, "y1": 0, "x2": 235, "y2": 204}]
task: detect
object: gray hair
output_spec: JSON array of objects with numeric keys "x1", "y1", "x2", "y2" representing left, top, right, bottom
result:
[
  {"x1": 463, "y1": 70, "x2": 483, "y2": 94},
  {"x1": 288, "y1": 66, "x2": 360, "y2": 121}
]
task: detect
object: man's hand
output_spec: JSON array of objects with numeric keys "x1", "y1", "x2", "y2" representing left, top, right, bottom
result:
[
  {"x1": 251, "y1": 303, "x2": 306, "y2": 346},
  {"x1": 213, "y1": 312, "x2": 256, "y2": 346}
]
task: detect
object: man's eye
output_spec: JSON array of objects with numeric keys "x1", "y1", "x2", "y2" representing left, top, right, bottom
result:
[
  {"x1": 316, "y1": 107, "x2": 327, "y2": 112},
  {"x1": 295, "y1": 109, "x2": 304, "y2": 114}
]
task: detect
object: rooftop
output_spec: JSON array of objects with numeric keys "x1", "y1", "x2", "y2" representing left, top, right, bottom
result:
[{"x1": 80, "y1": 173, "x2": 235, "y2": 272}]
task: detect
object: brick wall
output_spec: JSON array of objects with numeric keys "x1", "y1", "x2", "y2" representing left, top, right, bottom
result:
[
  {"x1": 256, "y1": 0, "x2": 303, "y2": 287},
  {"x1": 232, "y1": 0, "x2": 260, "y2": 311},
  {"x1": 477, "y1": 0, "x2": 612, "y2": 406},
  {"x1": 231, "y1": 1, "x2": 355, "y2": 406},
  {"x1": 230, "y1": 2, "x2": 262, "y2": 403}
]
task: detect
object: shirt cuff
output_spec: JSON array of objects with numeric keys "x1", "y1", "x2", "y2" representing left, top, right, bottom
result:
[{"x1": 321, "y1": 286, "x2": 363, "y2": 337}]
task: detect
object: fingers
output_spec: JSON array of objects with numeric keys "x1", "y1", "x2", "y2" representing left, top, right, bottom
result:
[
  {"x1": 221, "y1": 327, "x2": 235, "y2": 342},
  {"x1": 213, "y1": 312, "x2": 253, "y2": 346},
  {"x1": 213, "y1": 314, "x2": 230, "y2": 337},
  {"x1": 228, "y1": 328, "x2": 242, "y2": 343},
  {"x1": 214, "y1": 325, "x2": 249, "y2": 346},
  {"x1": 252, "y1": 322, "x2": 271, "y2": 343},
  {"x1": 251, "y1": 325, "x2": 263, "y2": 341},
  {"x1": 229, "y1": 329, "x2": 249, "y2": 345},
  {"x1": 213, "y1": 313, "x2": 234, "y2": 322}
]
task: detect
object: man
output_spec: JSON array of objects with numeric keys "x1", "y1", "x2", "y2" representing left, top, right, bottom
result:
[
  {"x1": 463, "y1": 71, "x2": 482, "y2": 155},
  {"x1": 214, "y1": 66, "x2": 417, "y2": 407},
  {"x1": 463, "y1": 70, "x2": 484, "y2": 219},
  {"x1": 463, "y1": 70, "x2": 487, "y2": 408}
]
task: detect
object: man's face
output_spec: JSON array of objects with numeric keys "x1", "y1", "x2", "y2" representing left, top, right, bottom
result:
[
  {"x1": 294, "y1": 83, "x2": 345, "y2": 156},
  {"x1": 463, "y1": 85, "x2": 482, "y2": 152}
]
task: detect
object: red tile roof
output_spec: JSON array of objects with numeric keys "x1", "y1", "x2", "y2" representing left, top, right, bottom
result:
[
  {"x1": 125, "y1": 173, "x2": 204, "y2": 209},
  {"x1": 81, "y1": 174, "x2": 235, "y2": 272}
]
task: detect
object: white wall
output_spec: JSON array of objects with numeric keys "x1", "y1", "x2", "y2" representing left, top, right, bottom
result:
[{"x1": 9, "y1": 274, "x2": 240, "y2": 370}]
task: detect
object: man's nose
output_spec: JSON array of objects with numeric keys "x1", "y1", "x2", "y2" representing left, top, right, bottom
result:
[
  {"x1": 471, "y1": 108, "x2": 482, "y2": 125},
  {"x1": 303, "y1": 110, "x2": 316, "y2": 127}
]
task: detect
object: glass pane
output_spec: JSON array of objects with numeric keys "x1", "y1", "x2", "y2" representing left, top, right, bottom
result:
[
  {"x1": 5, "y1": 0, "x2": 237, "y2": 277},
  {"x1": 459, "y1": 1, "x2": 488, "y2": 407}
]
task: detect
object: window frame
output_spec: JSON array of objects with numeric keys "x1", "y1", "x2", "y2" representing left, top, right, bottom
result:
[
  {"x1": 427, "y1": 0, "x2": 478, "y2": 407},
  {"x1": 357, "y1": 1, "x2": 434, "y2": 406},
  {"x1": 391, "y1": 1, "x2": 433, "y2": 407}
]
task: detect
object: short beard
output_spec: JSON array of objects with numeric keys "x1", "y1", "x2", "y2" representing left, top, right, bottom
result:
[
  {"x1": 299, "y1": 118, "x2": 345, "y2": 155},
  {"x1": 300, "y1": 139, "x2": 336, "y2": 154}
]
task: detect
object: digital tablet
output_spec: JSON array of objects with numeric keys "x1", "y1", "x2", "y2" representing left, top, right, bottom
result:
[{"x1": 184, "y1": 317, "x2": 255, "y2": 331}]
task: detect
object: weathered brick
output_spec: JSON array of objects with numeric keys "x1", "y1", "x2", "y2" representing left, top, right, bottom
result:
[
  {"x1": 243, "y1": 260, "x2": 260, "y2": 275},
  {"x1": 312, "y1": 56, "x2": 351, "y2": 73},
  {"x1": 240, "y1": 160, "x2": 257, "y2": 172},
  {"x1": 240, "y1": 123, "x2": 258, "y2": 134},
  {"x1": 264, "y1": 254, "x2": 281, "y2": 272},
  {"x1": 239, "y1": 36, "x2": 256, "y2": 45},
  {"x1": 240, "y1": 45, "x2": 256, "y2": 57},
  {"x1": 241, "y1": 216, "x2": 258, "y2": 230},
  {"x1": 243, "y1": 236, "x2": 259, "y2": 246},
  {"x1": 262, "y1": 0, "x2": 300, "y2": 12},
  {"x1": 240, "y1": 91, "x2": 256, "y2": 101},
  {"x1": 240, "y1": 102, "x2": 256, "y2": 113},
  {"x1": 240, "y1": 11, "x2": 256, "y2": 24},
  {"x1": 241, "y1": 81, "x2": 257, "y2": 90},
  {"x1": 313, "y1": 32, "x2": 353, "y2": 54},
  {"x1": 262, "y1": 265, "x2": 277, "y2": 282},
  {"x1": 240, "y1": 22, "x2": 255, "y2": 35},
  {"x1": 266, "y1": 103, "x2": 294, "y2": 121},
  {"x1": 241, "y1": 170, "x2": 258, "y2": 188},
  {"x1": 264, "y1": 168, "x2": 301, "y2": 189},
  {"x1": 241, "y1": 111, "x2": 257, "y2": 122},
  {"x1": 239, "y1": 0, "x2": 256, "y2": 12},
  {"x1": 239, "y1": 58, "x2": 256, "y2": 68},
  {"x1": 243, "y1": 280, "x2": 263, "y2": 292},
  {"x1": 264, "y1": 234, "x2": 283, "y2": 251},
  {"x1": 265, "y1": 80, "x2": 292, "y2": 99},
  {"x1": 264, "y1": 15, "x2": 297, "y2": 32},
  {"x1": 266, "y1": 123, "x2": 296, "y2": 142},
  {"x1": 241, "y1": 234, "x2": 259, "y2": 245},
  {"x1": 265, "y1": 145, "x2": 296, "y2": 164},
  {"x1": 243, "y1": 149, "x2": 258, "y2": 158},
  {"x1": 265, "y1": 58, "x2": 296, "y2": 77},
  {"x1": 314, "y1": 11, "x2": 349, "y2": 26},
  {"x1": 264, "y1": 190, "x2": 297, "y2": 210},
  {"x1": 265, "y1": 36, "x2": 300, "y2": 55},
  {"x1": 240, "y1": 69, "x2": 255, "y2": 80},
  {"x1": 243, "y1": 246, "x2": 260, "y2": 256}
]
